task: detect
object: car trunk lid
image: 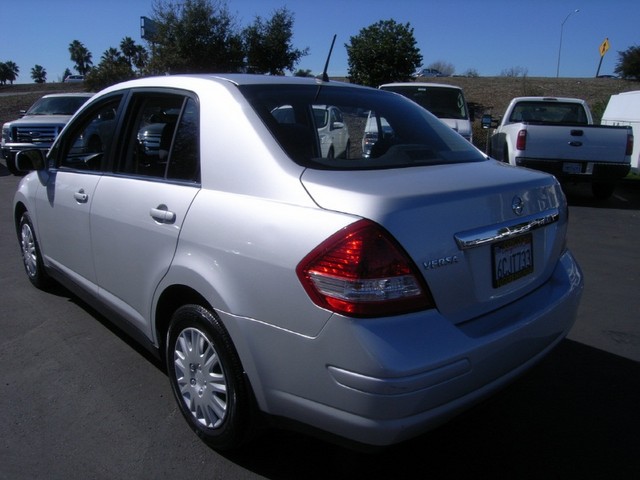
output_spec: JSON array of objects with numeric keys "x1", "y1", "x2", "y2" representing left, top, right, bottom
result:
[{"x1": 300, "y1": 160, "x2": 567, "y2": 323}]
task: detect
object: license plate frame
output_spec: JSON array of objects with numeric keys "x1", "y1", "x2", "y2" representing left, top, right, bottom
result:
[{"x1": 492, "y1": 234, "x2": 534, "y2": 288}]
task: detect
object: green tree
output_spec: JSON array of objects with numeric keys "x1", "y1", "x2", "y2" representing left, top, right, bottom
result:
[
  {"x1": 243, "y1": 7, "x2": 308, "y2": 75},
  {"x1": 85, "y1": 46, "x2": 136, "y2": 91},
  {"x1": 146, "y1": 0, "x2": 244, "y2": 75},
  {"x1": 294, "y1": 69, "x2": 313, "y2": 77},
  {"x1": 68, "y1": 40, "x2": 93, "y2": 75},
  {"x1": 0, "y1": 61, "x2": 20, "y2": 84},
  {"x1": 120, "y1": 36, "x2": 148, "y2": 71},
  {"x1": 31, "y1": 64, "x2": 47, "y2": 83},
  {"x1": 615, "y1": 45, "x2": 640, "y2": 81},
  {"x1": 346, "y1": 19, "x2": 422, "y2": 87}
]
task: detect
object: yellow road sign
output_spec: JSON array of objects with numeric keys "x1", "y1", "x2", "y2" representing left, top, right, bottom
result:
[{"x1": 600, "y1": 38, "x2": 610, "y2": 57}]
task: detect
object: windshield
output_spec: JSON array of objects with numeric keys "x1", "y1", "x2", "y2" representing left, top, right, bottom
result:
[
  {"x1": 27, "y1": 96, "x2": 89, "y2": 116},
  {"x1": 380, "y1": 85, "x2": 469, "y2": 120},
  {"x1": 241, "y1": 84, "x2": 485, "y2": 169}
]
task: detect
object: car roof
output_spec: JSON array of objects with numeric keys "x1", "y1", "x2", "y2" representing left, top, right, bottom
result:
[
  {"x1": 97, "y1": 74, "x2": 372, "y2": 96},
  {"x1": 379, "y1": 82, "x2": 462, "y2": 90},
  {"x1": 40, "y1": 92, "x2": 94, "y2": 98}
]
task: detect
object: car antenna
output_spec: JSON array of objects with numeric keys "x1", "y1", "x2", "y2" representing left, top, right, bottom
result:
[
  {"x1": 315, "y1": 35, "x2": 336, "y2": 103},
  {"x1": 321, "y1": 34, "x2": 337, "y2": 82}
]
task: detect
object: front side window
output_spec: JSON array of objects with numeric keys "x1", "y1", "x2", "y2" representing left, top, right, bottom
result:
[
  {"x1": 54, "y1": 96, "x2": 122, "y2": 171},
  {"x1": 241, "y1": 84, "x2": 484, "y2": 169}
]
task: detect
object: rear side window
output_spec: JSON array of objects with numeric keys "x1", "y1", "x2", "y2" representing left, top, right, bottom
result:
[
  {"x1": 118, "y1": 92, "x2": 200, "y2": 183},
  {"x1": 241, "y1": 84, "x2": 484, "y2": 169}
]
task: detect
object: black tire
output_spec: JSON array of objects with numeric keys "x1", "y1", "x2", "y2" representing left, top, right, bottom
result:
[
  {"x1": 502, "y1": 144, "x2": 510, "y2": 163},
  {"x1": 327, "y1": 146, "x2": 335, "y2": 159},
  {"x1": 592, "y1": 181, "x2": 616, "y2": 200},
  {"x1": 166, "y1": 304, "x2": 253, "y2": 450},
  {"x1": 18, "y1": 211, "x2": 50, "y2": 289},
  {"x1": 341, "y1": 140, "x2": 351, "y2": 159}
]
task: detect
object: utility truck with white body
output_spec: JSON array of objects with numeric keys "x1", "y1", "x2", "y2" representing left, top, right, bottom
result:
[
  {"x1": 488, "y1": 96, "x2": 633, "y2": 199},
  {"x1": 601, "y1": 90, "x2": 640, "y2": 173}
]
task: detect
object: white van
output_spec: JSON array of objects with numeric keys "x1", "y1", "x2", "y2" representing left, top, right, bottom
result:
[
  {"x1": 601, "y1": 90, "x2": 640, "y2": 173},
  {"x1": 379, "y1": 82, "x2": 473, "y2": 142}
]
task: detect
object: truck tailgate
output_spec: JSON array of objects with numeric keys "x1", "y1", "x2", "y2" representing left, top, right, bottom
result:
[{"x1": 519, "y1": 124, "x2": 631, "y2": 163}]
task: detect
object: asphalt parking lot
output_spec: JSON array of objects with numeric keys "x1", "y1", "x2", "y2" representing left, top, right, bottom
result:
[{"x1": 1, "y1": 163, "x2": 638, "y2": 479}]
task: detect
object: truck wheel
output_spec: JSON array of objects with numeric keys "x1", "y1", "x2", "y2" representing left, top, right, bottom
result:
[{"x1": 592, "y1": 182, "x2": 616, "y2": 200}]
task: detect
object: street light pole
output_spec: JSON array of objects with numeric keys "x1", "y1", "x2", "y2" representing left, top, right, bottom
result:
[{"x1": 556, "y1": 9, "x2": 579, "y2": 77}]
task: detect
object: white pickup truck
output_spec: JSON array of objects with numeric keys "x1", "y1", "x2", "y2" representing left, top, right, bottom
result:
[{"x1": 487, "y1": 96, "x2": 633, "y2": 199}]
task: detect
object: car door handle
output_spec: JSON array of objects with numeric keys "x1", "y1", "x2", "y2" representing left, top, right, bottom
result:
[
  {"x1": 74, "y1": 189, "x2": 89, "y2": 203},
  {"x1": 150, "y1": 205, "x2": 176, "y2": 224}
]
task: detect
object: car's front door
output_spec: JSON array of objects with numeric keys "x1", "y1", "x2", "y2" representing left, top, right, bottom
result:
[{"x1": 34, "y1": 96, "x2": 123, "y2": 291}]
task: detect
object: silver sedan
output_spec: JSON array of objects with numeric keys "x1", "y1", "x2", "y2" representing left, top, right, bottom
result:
[{"x1": 13, "y1": 74, "x2": 583, "y2": 450}]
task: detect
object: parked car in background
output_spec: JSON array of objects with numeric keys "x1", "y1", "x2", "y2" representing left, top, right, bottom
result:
[
  {"x1": 13, "y1": 74, "x2": 583, "y2": 450},
  {"x1": 487, "y1": 96, "x2": 633, "y2": 199},
  {"x1": 379, "y1": 82, "x2": 474, "y2": 142},
  {"x1": 601, "y1": 90, "x2": 640, "y2": 173},
  {"x1": 1, "y1": 92, "x2": 93, "y2": 174},
  {"x1": 272, "y1": 104, "x2": 350, "y2": 158},
  {"x1": 64, "y1": 75, "x2": 85, "y2": 83},
  {"x1": 412, "y1": 68, "x2": 445, "y2": 78}
]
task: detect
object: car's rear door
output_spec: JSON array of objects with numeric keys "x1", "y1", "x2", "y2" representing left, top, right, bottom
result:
[{"x1": 90, "y1": 91, "x2": 201, "y2": 337}]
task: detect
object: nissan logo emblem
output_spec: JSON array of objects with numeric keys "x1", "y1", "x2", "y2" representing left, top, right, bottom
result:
[{"x1": 512, "y1": 196, "x2": 524, "y2": 215}]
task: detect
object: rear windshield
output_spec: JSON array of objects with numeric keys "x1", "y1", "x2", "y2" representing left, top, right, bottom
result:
[
  {"x1": 380, "y1": 85, "x2": 469, "y2": 120},
  {"x1": 508, "y1": 101, "x2": 589, "y2": 125},
  {"x1": 240, "y1": 84, "x2": 485, "y2": 169}
]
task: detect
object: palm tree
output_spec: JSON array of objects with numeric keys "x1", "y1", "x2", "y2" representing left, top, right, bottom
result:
[
  {"x1": 68, "y1": 40, "x2": 93, "y2": 75},
  {"x1": 0, "y1": 61, "x2": 20, "y2": 84},
  {"x1": 120, "y1": 37, "x2": 148, "y2": 72},
  {"x1": 31, "y1": 64, "x2": 47, "y2": 83}
]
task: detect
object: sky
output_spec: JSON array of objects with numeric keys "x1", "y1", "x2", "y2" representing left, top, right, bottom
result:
[{"x1": 2, "y1": 0, "x2": 638, "y2": 83}]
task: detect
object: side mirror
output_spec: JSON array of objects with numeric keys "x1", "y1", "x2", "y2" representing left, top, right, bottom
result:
[
  {"x1": 331, "y1": 121, "x2": 345, "y2": 130},
  {"x1": 481, "y1": 114, "x2": 493, "y2": 129},
  {"x1": 15, "y1": 149, "x2": 46, "y2": 171}
]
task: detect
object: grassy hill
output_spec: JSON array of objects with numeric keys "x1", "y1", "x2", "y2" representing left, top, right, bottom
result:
[{"x1": 1, "y1": 76, "x2": 638, "y2": 152}]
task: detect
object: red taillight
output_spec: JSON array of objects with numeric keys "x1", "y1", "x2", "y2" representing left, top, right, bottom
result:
[
  {"x1": 516, "y1": 129, "x2": 527, "y2": 151},
  {"x1": 626, "y1": 133, "x2": 634, "y2": 156},
  {"x1": 296, "y1": 219, "x2": 435, "y2": 318}
]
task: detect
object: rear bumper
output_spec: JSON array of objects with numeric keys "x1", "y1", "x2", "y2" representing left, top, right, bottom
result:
[
  {"x1": 225, "y1": 249, "x2": 583, "y2": 447},
  {"x1": 516, "y1": 157, "x2": 630, "y2": 181}
]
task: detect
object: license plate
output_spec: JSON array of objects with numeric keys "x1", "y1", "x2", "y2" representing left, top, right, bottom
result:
[
  {"x1": 562, "y1": 162, "x2": 582, "y2": 174},
  {"x1": 492, "y1": 234, "x2": 533, "y2": 288}
]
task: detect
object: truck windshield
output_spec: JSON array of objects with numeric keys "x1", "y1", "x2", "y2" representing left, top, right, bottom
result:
[
  {"x1": 508, "y1": 101, "x2": 589, "y2": 125},
  {"x1": 27, "y1": 96, "x2": 89, "y2": 116},
  {"x1": 241, "y1": 84, "x2": 485, "y2": 169}
]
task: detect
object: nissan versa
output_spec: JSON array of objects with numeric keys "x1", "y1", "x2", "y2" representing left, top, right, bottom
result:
[{"x1": 13, "y1": 74, "x2": 583, "y2": 450}]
